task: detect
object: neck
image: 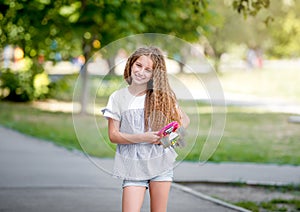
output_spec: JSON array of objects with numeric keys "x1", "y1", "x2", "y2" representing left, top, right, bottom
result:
[{"x1": 128, "y1": 84, "x2": 147, "y2": 96}]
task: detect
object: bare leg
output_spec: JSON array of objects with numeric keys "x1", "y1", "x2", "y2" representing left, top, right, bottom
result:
[
  {"x1": 122, "y1": 186, "x2": 146, "y2": 212},
  {"x1": 149, "y1": 181, "x2": 171, "y2": 212}
]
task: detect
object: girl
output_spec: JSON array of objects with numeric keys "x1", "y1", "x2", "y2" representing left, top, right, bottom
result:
[{"x1": 102, "y1": 46, "x2": 189, "y2": 212}]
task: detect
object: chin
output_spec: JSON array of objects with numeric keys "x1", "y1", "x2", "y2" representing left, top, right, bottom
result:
[{"x1": 132, "y1": 80, "x2": 147, "y2": 85}]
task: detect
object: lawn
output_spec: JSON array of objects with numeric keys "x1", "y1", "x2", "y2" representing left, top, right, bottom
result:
[
  {"x1": 1, "y1": 68, "x2": 299, "y2": 164},
  {"x1": 1, "y1": 100, "x2": 299, "y2": 165},
  {"x1": 218, "y1": 68, "x2": 300, "y2": 103}
]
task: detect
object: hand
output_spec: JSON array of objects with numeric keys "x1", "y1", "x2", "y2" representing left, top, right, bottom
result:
[{"x1": 143, "y1": 131, "x2": 161, "y2": 144}]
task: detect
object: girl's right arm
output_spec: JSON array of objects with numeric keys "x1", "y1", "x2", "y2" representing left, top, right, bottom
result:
[{"x1": 108, "y1": 118, "x2": 161, "y2": 144}]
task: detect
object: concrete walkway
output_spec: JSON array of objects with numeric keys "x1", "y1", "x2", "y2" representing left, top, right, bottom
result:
[
  {"x1": 1, "y1": 126, "x2": 300, "y2": 211},
  {"x1": 0, "y1": 126, "x2": 246, "y2": 212},
  {"x1": 174, "y1": 161, "x2": 300, "y2": 186}
]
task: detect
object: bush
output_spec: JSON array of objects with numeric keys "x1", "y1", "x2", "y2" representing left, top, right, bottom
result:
[
  {"x1": 48, "y1": 74, "x2": 78, "y2": 101},
  {"x1": 0, "y1": 58, "x2": 50, "y2": 102},
  {"x1": 0, "y1": 69, "x2": 34, "y2": 101}
]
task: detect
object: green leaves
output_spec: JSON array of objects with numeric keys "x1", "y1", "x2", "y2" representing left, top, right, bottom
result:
[
  {"x1": 233, "y1": 0, "x2": 270, "y2": 17},
  {"x1": 0, "y1": 0, "x2": 274, "y2": 63},
  {"x1": 59, "y1": 2, "x2": 81, "y2": 23}
]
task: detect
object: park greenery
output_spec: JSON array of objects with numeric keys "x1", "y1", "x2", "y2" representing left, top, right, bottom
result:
[
  {"x1": 1, "y1": 2, "x2": 299, "y2": 210},
  {"x1": 0, "y1": 0, "x2": 300, "y2": 165},
  {"x1": 1, "y1": 95, "x2": 299, "y2": 165},
  {"x1": 1, "y1": 68, "x2": 300, "y2": 165},
  {"x1": 1, "y1": 0, "x2": 300, "y2": 102},
  {"x1": 0, "y1": 0, "x2": 271, "y2": 60}
]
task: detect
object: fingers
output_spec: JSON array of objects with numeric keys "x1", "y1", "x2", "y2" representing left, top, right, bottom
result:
[
  {"x1": 144, "y1": 131, "x2": 162, "y2": 145},
  {"x1": 150, "y1": 131, "x2": 160, "y2": 139},
  {"x1": 151, "y1": 137, "x2": 161, "y2": 144},
  {"x1": 149, "y1": 133, "x2": 160, "y2": 144},
  {"x1": 151, "y1": 131, "x2": 160, "y2": 137}
]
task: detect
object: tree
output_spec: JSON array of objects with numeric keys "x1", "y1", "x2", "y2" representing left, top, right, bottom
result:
[
  {"x1": 204, "y1": 0, "x2": 300, "y2": 69},
  {"x1": 0, "y1": 0, "x2": 271, "y2": 110},
  {"x1": 0, "y1": 0, "x2": 271, "y2": 66},
  {"x1": 0, "y1": 0, "x2": 215, "y2": 112},
  {"x1": 266, "y1": 0, "x2": 300, "y2": 58},
  {"x1": 200, "y1": 0, "x2": 271, "y2": 71}
]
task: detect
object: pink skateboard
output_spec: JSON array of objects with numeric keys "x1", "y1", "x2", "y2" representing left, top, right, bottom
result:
[{"x1": 158, "y1": 121, "x2": 180, "y2": 148}]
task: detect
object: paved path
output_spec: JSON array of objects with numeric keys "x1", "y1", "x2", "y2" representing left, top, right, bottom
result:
[
  {"x1": 0, "y1": 126, "x2": 243, "y2": 212},
  {"x1": 1, "y1": 126, "x2": 300, "y2": 211},
  {"x1": 174, "y1": 161, "x2": 300, "y2": 185}
]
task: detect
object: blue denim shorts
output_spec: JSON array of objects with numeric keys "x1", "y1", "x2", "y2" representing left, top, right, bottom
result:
[{"x1": 122, "y1": 169, "x2": 173, "y2": 189}]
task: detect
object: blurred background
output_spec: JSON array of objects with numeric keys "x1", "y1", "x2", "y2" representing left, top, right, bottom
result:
[{"x1": 0, "y1": 0, "x2": 299, "y2": 211}]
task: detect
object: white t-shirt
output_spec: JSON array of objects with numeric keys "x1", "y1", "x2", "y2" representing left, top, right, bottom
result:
[{"x1": 103, "y1": 87, "x2": 177, "y2": 180}]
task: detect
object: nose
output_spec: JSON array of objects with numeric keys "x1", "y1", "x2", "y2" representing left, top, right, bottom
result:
[{"x1": 137, "y1": 67, "x2": 146, "y2": 75}]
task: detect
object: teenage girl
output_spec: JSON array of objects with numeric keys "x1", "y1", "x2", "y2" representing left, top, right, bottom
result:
[{"x1": 103, "y1": 46, "x2": 190, "y2": 212}]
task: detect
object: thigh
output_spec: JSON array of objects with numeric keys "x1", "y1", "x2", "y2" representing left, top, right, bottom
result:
[
  {"x1": 149, "y1": 181, "x2": 172, "y2": 212},
  {"x1": 122, "y1": 186, "x2": 147, "y2": 212}
]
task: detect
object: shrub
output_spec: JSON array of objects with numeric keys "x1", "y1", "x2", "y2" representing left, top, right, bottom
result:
[
  {"x1": 0, "y1": 58, "x2": 50, "y2": 102},
  {"x1": 0, "y1": 69, "x2": 34, "y2": 101},
  {"x1": 47, "y1": 74, "x2": 78, "y2": 101}
]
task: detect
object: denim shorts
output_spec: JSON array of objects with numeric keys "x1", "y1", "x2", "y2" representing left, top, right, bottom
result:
[{"x1": 122, "y1": 169, "x2": 173, "y2": 189}]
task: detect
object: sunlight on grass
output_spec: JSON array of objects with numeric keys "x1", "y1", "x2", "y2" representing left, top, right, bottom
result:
[{"x1": 218, "y1": 69, "x2": 300, "y2": 103}]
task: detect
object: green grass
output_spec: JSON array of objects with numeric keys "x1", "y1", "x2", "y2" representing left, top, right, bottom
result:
[
  {"x1": 1, "y1": 101, "x2": 300, "y2": 165},
  {"x1": 0, "y1": 101, "x2": 115, "y2": 157},
  {"x1": 178, "y1": 106, "x2": 300, "y2": 164},
  {"x1": 210, "y1": 110, "x2": 300, "y2": 164},
  {"x1": 235, "y1": 198, "x2": 300, "y2": 212},
  {"x1": 218, "y1": 68, "x2": 300, "y2": 103},
  {"x1": 212, "y1": 183, "x2": 300, "y2": 212}
]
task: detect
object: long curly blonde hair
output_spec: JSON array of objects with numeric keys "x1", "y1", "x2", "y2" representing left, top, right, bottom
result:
[{"x1": 124, "y1": 46, "x2": 182, "y2": 131}]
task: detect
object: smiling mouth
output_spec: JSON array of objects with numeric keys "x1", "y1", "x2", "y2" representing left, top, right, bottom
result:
[{"x1": 135, "y1": 75, "x2": 145, "y2": 80}]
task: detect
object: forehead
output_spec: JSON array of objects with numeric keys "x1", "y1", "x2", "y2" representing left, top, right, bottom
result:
[{"x1": 135, "y1": 55, "x2": 153, "y2": 68}]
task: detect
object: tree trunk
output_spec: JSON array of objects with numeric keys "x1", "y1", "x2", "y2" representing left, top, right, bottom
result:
[
  {"x1": 107, "y1": 56, "x2": 116, "y2": 75},
  {"x1": 80, "y1": 40, "x2": 92, "y2": 115},
  {"x1": 79, "y1": 64, "x2": 89, "y2": 115}
]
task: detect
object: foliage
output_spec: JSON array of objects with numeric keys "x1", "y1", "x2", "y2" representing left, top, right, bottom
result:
[
  {"x1": 47, "y1": 74, "x2": 124, "y2": 102},
  {"x1": 203, "y1": 0, "x2": 300, "y2": 64},
  {"x1": 0, "y1": 0, "x2": 66, "y2": 59},
  {"x1": 0, "y1": 59, "x2": 50, "y2": 101},
  {"x1": 0, "y1": 69, "x2": 34, "y2": 101},
  {"x1": 267, "y1": 1, "x2": 300, "y2": 58},
  {"x1": 232, "y1": 0, "x2": 270, "y2": 17},
  {"x1": 0, "y1": 0, "x2": 272, "y2": 61},
  {"x1": 0, "y1": 0, "x2": 215, "y2": 106},
  {"x1": 201, "y1": 0, "x2": 273, "y2": 72},
  {"x1": 33, "y1": 72, "x2": 50, "y2": 99},
  {"x1": 0, "y1": 0, "x2": 276, "y2": 104},
  {"x1": 48, "y1": 74, "x2": 78, "y2": 101},
  {"x1": 0, "y1": 0, "x2": 216, "y2": 62}
]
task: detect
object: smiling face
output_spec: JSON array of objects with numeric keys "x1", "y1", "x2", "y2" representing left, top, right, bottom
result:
[{"x1": 130, "y1": 55, "x2": 153, "y2": 86}]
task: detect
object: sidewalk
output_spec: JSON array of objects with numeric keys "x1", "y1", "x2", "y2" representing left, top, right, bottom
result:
[
  {"x1": 0, "y1": 126, "x2": 244, "y2": 212},
  {"x1": 1, "y1": 126, "x2": 300, "y2": 212},
  {"x1": 174, "y1": 161, "x2": 300, "y2": 185}
]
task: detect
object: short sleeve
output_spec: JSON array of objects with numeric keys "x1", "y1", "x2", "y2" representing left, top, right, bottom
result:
[{"x1": 102, "y1": 91, "x2": 121, "y2": 121}]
